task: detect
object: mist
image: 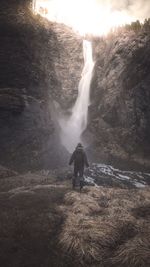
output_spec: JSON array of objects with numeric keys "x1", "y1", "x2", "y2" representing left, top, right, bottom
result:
[
  {"x1": 33, "y1": 0, "x2": 150, "y2": 36},
  {"x1": 100, "y1": 0, "x2": 150, "y2": 20},
  {"x1": 34, "y1": 0, "x2": 150, "y2": 20}
]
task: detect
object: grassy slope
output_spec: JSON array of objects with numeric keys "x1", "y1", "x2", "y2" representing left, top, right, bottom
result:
[
  {"x1": 60, "y1": 187, "x2": 150, "y2": 267},
  {"x1": 0, "y1": 168, "x2": 149, "y2": 267}
]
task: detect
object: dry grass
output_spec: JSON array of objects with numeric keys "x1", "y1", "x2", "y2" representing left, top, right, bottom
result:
[
  {"x1": 111, "y1": 221, "x2": 150, "y2": 267},
  {"x1": 59, "y1": 186, "x2": 150, "y2": 267}
]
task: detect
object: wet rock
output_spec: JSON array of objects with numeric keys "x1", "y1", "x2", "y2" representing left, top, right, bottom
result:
[{"x1": 84, "y1": 163, "x2": 149, "y2": 189}]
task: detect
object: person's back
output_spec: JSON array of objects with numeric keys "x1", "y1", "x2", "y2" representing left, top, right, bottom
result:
[
  {"x1": 73, "y1": 146, "x2": 85, "y2": 168},
  {"x1": 69, "y1": 143, "x2": 89, "y2": 190}
]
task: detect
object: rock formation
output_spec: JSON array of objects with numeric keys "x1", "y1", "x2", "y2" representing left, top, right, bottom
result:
[
  {"x1": 89, "y1": 29, "x2": 150, "y2": 170},
  {"x1": 1, "y1": 0, "x2": 83, "y2": 171}
]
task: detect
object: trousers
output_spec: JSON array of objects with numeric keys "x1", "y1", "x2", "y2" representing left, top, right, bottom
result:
[
  {"x1": 74, "y1": 167, "x2": 84, "y2": 178},
  {"x1": 73, "y1": 167, "x2": 84, "y2": 189}
]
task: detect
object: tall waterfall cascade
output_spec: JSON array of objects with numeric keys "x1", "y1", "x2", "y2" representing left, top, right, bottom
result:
[{"x1": 59, "y1": 40, "x2": 95, "y2": 152}]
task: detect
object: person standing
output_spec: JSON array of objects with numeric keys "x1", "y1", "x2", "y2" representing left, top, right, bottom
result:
[{"x1": 69, "y1": 143, "x2": 89, "y2": 190}]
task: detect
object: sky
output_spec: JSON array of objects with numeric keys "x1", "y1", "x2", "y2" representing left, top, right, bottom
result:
[{"x1": 33, "y1": 0, "x2": 150, "y2": 35}]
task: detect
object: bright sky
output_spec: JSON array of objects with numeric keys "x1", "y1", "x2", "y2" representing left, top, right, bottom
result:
[{"x1": 33, "y1": 0, "x2": 140, "y2": 35}]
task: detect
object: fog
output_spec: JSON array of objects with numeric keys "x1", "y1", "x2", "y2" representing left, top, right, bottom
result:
[{"x1": 33, "y1": 0, "x2": 150, "y2": 35}]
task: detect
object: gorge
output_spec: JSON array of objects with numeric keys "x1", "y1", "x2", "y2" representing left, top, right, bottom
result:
[
  {"x1": 1, "y1": 0, "x2": 150, "y2": 172},
  {"x1": 0, "y1": 2, "x2": 150, "y2": 267}
]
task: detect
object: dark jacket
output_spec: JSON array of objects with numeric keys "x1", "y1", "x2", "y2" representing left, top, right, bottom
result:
[{"x1": 69, "y1": 146, "x2": 89, "y2": 169}]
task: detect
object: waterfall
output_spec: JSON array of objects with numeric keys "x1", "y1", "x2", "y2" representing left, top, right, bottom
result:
[{"x1": 59, "y1": 40, "x2": 94, "y2": 152}]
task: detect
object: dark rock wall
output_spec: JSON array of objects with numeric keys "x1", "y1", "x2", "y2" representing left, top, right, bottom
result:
[
  {"x1": 89, "y1": 31, "x2": 150, "y2": 169},
  {"x1": 48, "y1": 23, "x2": 83, "y2": 108},
  {"x1": 0, "y1": 0, "x2": 82, "y2": 171}
]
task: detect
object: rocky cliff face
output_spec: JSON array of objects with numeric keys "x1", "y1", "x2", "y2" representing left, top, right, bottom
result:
[
  {"x1": 1, "y1": 0, "x2": 150, "y2": 171},
  {"x1": 1, "y1": 0, "x2": 83, "y2": 171},
  {"x1": 88, "y1": 30, "x2": 150, "y2": 169}
]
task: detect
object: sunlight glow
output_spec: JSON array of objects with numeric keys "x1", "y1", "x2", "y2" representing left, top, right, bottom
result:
[{"x1": 33, "y1": 0, "x2": 136, "y2": 36}]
